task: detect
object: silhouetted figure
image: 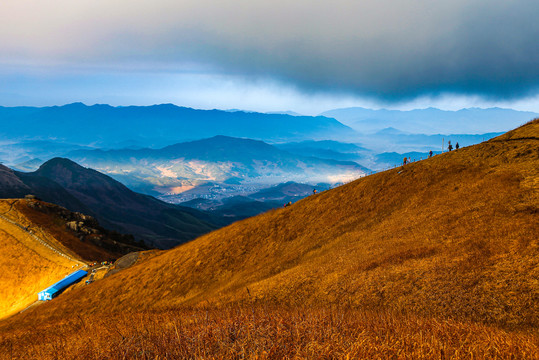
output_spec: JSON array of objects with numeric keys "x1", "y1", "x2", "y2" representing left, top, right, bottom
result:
[
  {"x1": 403, "y1": 157, "x2": 407, "y2": 165},
  {"x1": 448, "y1": 140, "x2": 453, "y2": 152},
  {"x1": 313, "y1": 189, "x2": 317, "y2": 195},
  {"x1": 429, "y1": 150, "x2": 433, "y2": 158},
  {"x1": 456, "y1": 142, "x2": 460, "y2": 150}
]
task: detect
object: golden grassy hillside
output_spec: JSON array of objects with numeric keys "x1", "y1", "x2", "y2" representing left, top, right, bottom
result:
[
  {"x1": 1, "y1": 119, "x2": 538, "y2": 358},
  {"x1": 3, "y1": 307, "x2": 539, "y2": 359},
  {"x1": 0, "y1": 199, "x2": 85, "y2": 318},
  {"x1": 0, "y1": 199, "x2": 126, "y2": 319}
]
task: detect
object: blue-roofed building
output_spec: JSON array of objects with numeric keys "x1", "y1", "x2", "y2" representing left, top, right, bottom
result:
[{"x1": 38, "y1": 270, "x2": 88, "y2": 301}]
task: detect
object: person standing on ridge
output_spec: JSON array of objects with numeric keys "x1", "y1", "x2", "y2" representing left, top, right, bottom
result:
[
  {"x1": 429, "y1": 150, "x2": 433, "y2": 158},
  {"x1": 313, "y1": 189, "x2": 317, "y2": 195},
  {"x1": 403, "y1": 157, "x2": 408, "y2": 165},
  {"x1": 448, "y1": 141, "x2": 453, "y2": 152},
  {"x1": 456, "y1": 142, "x2": 460, "y2": 150}
]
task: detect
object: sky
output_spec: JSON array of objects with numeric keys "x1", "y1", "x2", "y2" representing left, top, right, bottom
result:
[{"x1": 1, "y1": 0, "x2": 538, "y2": 115}]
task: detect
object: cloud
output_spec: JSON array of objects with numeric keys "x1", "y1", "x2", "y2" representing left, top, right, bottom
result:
[{"x1": 1, "y1": 0, "x2": 538, "y2": 101}]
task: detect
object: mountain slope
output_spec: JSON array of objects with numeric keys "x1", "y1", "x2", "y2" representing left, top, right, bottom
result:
[
  {"x1": 1, "y1": 159, "x2": 221, "y2": 248},
  {"x1": 7, "y1": 119, "x2": 538, "y2": 326},
  {"x1": 32, "y1": 158, "x2": 222, "y2": 248},
  {"x1": 0, "y1": 201, "x2": 81, "y2": 318},
  {"x1": 0, "y1": 198, "x2": 140, "y2": 319},
  {"x1": 0, "y1": 165, "x2": 31, "y2": 197}
]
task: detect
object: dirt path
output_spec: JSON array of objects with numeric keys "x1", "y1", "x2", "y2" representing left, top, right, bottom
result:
[{"x1": 19, "y1": 301, "x2": 40, "y2": 314}]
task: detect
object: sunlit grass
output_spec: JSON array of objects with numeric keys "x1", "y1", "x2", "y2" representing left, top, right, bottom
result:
[
  {"x1": 2, "y1": 306, "x2": 538, "y2": 359},
  {"x1": 0, "y1": 200, "x2": 79, "y2": 319}
]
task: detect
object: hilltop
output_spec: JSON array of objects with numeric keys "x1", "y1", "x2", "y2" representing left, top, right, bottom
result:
[{"x1": 1, "y1": 119, "x2": 538, "y2": 358}]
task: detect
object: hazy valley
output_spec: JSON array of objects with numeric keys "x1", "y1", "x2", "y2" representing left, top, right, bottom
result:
[{"x1": 1, "y1": 103, "x2": 523, "y2": 207}]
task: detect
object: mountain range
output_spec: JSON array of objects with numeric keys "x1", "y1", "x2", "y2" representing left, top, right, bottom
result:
[
  {"x1": 1, "y1": 104, "x2": 530, "y2": 185},
  {"x1": 321, "y1": 106, "x2": 539, "y2": 134},
  {"x1": 66, "y1": 135, "x2": 366, "y2": 196},
  {"x1": 0, "y1": 103, "x2": 355, "y2": 149}
]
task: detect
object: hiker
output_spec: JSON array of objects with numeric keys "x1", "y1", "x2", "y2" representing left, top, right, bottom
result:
[
  {"x1": 429, "y1": 150, "x2": 433, "y2": 158},
  {"x1": 448, "y1": 141, "x2": 453, "y2": 152},
  {"x1": 403, "y1": 157, "x2": 407, "y2": 165},
  {"x1": 456, "y1": 142, "x2": 460, "y2": 150},
  {"x1": 313, "y1": 189, "x2": 317, "y2": 195}
]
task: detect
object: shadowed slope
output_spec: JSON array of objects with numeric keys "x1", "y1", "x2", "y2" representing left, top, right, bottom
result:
[
  {"x1": 2, "y1": 158, "x2": 221, "y2": 248},
  {"x1": 0, "y1": 165, "x2": 30, "y2": 196},
  {"x1": 5, "y1": 120, "x2": 538, "y2": 332}
]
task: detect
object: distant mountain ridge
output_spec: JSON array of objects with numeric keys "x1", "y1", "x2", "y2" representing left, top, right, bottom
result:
[
  {"x1": 0, "y1": 140, "x2": 92, "y2": 166},
  {"x1": 0, "y1": 103, "x2": 355, "y2": 148},
  {"x1": 276, "y1": 140, "x2": 370, "y2": 164},
  {"x1": 321, "y1": 106, "x2": 538, "y2": 134}
]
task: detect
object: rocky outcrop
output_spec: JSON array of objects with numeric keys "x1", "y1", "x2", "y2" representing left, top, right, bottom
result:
[{"x1": 25, "y1": 199, "x2": 148, "y2": 254}]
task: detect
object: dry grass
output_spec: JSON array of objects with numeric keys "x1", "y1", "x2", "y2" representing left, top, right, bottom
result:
[
  {"x1": 1, "y1": 120, "x2": 538, "y2": 357},
  {"x1": 0, "y1": 199, "x2": 122, "y2": 319},
  {"x1": 0, "y1": 200, "x2": 80, "y2": 318},
  {"x1": 1, "y1": 306, "x2": 538, "y2": 359}
]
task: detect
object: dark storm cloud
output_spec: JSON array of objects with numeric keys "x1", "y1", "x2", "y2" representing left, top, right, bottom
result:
[{"x1": 1, "y1": 0, "x2": 538, "y2": 101}]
